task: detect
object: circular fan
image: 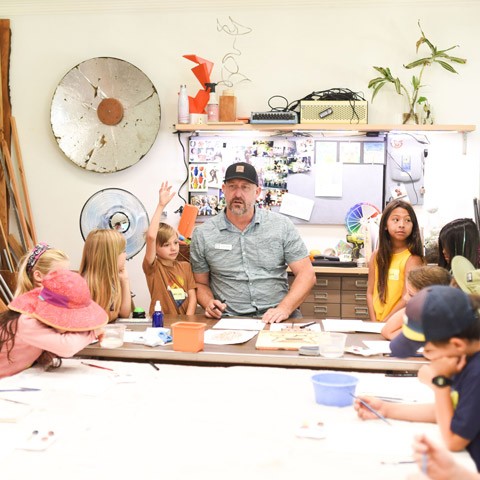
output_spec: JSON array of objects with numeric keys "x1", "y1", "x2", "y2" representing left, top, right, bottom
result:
[
  {"x1": 50, "y1": 56, "x2": 161, "y2": 173},
  {"x1": 80, "y1": 188, "x2": 149, "y2": 259},
  {"x1": 345, "y1": 202, "x2": 380, "y2": 234}
]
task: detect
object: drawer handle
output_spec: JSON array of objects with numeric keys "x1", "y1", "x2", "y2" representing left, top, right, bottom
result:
[
  {"x1": 316, "y1": 279, "x2": 329, "y2": 287},
  {"x1": 314, "y1": 292, "x2": 328, "y2": 300},
  {"x1": 355, "y1": 307, "x2": 369, "y2": 315},
  {"x1": 355, "y1": 293, "x2": 367, "y2": 301},
  {"x1": 355, "y1": 280, "x2": 368, "y2": 288},
  {"x1": 314, "y1": 306, "x2": 328, "y2": 314}
]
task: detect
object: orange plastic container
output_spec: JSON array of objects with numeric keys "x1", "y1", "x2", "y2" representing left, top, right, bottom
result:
[{"x1": 171, "y1": 322, "x2": 206, "y2": 352}]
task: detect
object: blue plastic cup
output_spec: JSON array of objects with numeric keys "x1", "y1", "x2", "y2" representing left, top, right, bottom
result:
[{"x1": 311, "y1": 372, "x2": 359, "y2": 407}]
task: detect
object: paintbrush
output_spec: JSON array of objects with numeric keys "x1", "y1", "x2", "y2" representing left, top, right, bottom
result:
[{"x1": 350, "y1": 393, "x2": 391, "y2": 425}]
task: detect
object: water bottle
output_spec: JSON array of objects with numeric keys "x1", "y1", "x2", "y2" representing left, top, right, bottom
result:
[
  {"x1": 152, "y1": 300, "x2": 164, "y2": 328},
  {"x1": 178, "y1": 85, "x2": 189, "y2": 124}
]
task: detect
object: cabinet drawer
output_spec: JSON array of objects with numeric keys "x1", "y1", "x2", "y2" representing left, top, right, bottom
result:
[
  {"x1": 305, "y1": 290, "x2": 341, "y2": 304},
  {"x1": 342, "y1": 304, "x2": 370, "y2": 319},
  {"x1": 300, "y1": 303, "x2": 341, "y2": 319},
  {"x1": 341, "y1": 291, "x2": 367, "y2": 305},
  {"x1": 342, "y1": 277, "x2": 368, "y2": 291},
  {"x1": 314, "y1": 276, "x2": 341, "y2": 289}
]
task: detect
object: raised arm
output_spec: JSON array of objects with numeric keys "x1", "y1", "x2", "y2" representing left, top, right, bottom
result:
[
  {"x1": 262, "y1": 256, "x2": 316, "y2": 324},
  {"x1": 144, "y1": 182, "x2": 176, "y2": 266}
]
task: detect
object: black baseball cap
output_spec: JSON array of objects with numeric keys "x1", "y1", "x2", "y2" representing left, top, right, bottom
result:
[{"x1": 224, "y1": 162, "x2": 259, "y2": 186}]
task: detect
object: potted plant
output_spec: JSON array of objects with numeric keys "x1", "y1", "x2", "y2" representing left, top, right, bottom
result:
[{"x1": 368, "y1": 21, "x2": 467, "y2": 124}]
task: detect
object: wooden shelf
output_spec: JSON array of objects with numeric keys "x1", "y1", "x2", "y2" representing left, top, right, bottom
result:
[{"x1": 174, "y1": 123, "x2": 476, "y2": 133}]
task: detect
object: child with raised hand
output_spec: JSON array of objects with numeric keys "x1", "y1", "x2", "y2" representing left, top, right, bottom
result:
[
  {"x1": 381, "y1": 265, "x2": 451, "y2": 341},
  {"x1": 0, "y1": 269, "x2": 107, "y2": 379},
  {"x1": 367, "y1": 199, "x2": 424, "y2": 323},
  {"x1": 356, "y1": 286, "x2": 480, "y2": 471},
  {"x1": 14, "y1": 242, "x2": 70, "y2": 297},
  {"x1": 79, "y1": 229, "x2": 132, "y2": 322},
  {"x1": 143, "y1": 182, "x2": 197, "y2": 316}
]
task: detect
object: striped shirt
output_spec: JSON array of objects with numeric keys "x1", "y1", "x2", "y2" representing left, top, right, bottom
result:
[{"x1": 190, "y1": 208, "x2": 308, "y2": 316}]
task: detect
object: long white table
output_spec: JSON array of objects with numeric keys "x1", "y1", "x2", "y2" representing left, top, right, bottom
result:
[
  {"x1": 78, "y1": 315, "x2": 427, "y2": 372},
  {"x1": 0, "y1": 359, "x2": 476, "y2": 479}
]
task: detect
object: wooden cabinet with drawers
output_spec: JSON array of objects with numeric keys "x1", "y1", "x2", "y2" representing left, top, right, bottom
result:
[{"x1": 290, "y1": 267, "x2": 368, "y2": 319}]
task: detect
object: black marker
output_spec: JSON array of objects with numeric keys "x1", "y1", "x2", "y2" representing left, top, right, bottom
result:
[
  {"x1": 212, "y1": 299, "x2": 227, "y2": 311},
  {"x1": 299, "y1": 321, "x2": 316, "y2": 329}
]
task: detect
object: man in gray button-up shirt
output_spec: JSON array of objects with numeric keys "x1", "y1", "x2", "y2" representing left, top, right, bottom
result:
[{"x1": 190, "y1": 162, "x2": 316, "y2": 323}]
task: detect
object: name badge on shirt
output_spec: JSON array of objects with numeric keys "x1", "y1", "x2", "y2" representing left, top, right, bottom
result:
[
  {"x1": 214, "y1": 243, "x2": 232, "y2": 251},
  {"x1": 388, "y1": 268, "x2": 400, "y2": 281}
]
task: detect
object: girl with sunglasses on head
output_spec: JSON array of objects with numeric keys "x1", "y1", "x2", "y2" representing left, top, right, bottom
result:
[{"x1": 14, "y1": 243, "x2": 70, "y2": 297}]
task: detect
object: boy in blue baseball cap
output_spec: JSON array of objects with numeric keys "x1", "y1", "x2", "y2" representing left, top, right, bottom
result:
[{"x1": 355, "y1": 285, "x2": 480, "y2": 471}]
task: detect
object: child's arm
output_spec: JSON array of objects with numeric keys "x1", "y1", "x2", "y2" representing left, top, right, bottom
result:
[
  {"x1": 19, "y1": 317, "x2": 98, "y2": 357},
  {"x1": 186, "y1": 288, "x2": 197, "y2": 315},
  {"x1": 366, "y1": 251, "x2": 377, "y2": 322},
  {"x1": 381, "y1": 307, "x2": 405, "y2": 339},
  {"x1": 418, "y1": 358, "x2": 471, "y2": 452},
  {"x1": 144, "y1": 182, "x2": 176, "y2": 266},
  {"x1": 118, "y1": 269, "x2": 132, "y2": 318},
  {"x1": 354, "y1": 395, "x2": 436, "y2": 423}
]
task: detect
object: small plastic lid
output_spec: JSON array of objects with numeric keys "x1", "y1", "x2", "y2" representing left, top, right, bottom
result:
[{"x1": 154, "y1": 300, "x2": 162, "y2": 311}]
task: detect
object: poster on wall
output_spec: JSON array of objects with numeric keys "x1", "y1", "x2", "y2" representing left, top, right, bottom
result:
[
  {"x1": 188, "y1": 163, "x2": 208, "y2": 191},
  {"x1": 187, "y1": 135, "x2": 386, "y2": 224}
]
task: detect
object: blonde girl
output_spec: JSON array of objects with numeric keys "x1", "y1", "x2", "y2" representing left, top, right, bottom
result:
[
  {"x1": 367, "y1": 199, "x2": 424, "y2": 322},
  {"x1": 14, "y1": 243, "x2": 70, "y2": 297},
  {"x1": 79, "y1": 229, "x2": 132, "y2": 322}
]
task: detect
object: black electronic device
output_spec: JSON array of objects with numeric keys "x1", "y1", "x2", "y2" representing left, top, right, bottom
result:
[{"x1": 250, "y1": 111, "x2": 298, "y2": 124}]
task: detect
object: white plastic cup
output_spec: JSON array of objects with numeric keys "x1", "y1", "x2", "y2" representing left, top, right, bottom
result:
[
  {"x1": 100, "y1": 324, "x2": 126, "y2": 348},
  {"x1": 318, "y1": 332, "x2": 347, "y2": 358}
]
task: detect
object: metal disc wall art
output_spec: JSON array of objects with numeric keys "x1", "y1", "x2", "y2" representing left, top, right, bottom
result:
[
  {"x1": 79, "y1": 188, "x2": 149, "y2": 259},
  {"x1": 51, "y1": 57, "x2": 161, "y2": 173}
]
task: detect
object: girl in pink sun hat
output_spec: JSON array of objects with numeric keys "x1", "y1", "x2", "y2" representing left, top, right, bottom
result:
[{"x1": 0, "y1": 269, "x2": 108, "y2": 379}]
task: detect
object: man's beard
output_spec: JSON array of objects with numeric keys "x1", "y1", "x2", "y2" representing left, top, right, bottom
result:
[{"x1": 228, "y1": 198, "x2": 249, "y2": 216}]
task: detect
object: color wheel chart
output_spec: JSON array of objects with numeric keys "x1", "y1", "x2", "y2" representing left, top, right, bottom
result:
[{"x1": 345, "y1": 202, "x2": 380, "y2": 234}]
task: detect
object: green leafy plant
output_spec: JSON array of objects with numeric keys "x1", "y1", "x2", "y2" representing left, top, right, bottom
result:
[{"x1": 368, "y1": 21, "x2": 467, "y2": 124}]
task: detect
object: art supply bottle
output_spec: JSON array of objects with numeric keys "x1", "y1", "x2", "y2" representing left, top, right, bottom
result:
[
  {"x1": 205, "y1": 82, "x2": 219, "y2": 122},
  {"x1": 219, "y1": 89, "x2": 237, "y2": 122},
  {"x1": 178, "y1": 85, "x2": 189, "y2": 124},
  {"x1": 152, "y1": 300, "x2": 164, "y2": 328}
]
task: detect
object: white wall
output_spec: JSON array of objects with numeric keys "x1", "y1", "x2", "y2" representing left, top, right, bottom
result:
[{"x1": 4, "y1": 0, "x2": 480, "y2": 311}]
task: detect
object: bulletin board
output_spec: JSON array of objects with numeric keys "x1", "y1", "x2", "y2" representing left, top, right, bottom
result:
[{"x1": 187, "y1": 134, "x2": 386, "y2": 225}]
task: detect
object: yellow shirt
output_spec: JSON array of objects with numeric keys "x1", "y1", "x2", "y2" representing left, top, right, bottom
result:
[{"x1": 373, "y1": 249, "x2": 411, "y2": 321}]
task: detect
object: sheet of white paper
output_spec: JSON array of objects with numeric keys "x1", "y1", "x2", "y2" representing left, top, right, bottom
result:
[
  {"x1": 279, "y1": 192, "x2": 314, "y2": 221},
  {"x1": 204, "y1": 329, "x2": 258, "y2": 345},
  {"x1": 269, "y1": 322, "x2": 321, "y2": 332},
  {"x1": 362, "y1": 340, "x2": 392, "y2": 354},
  {"x1": 213, "y1": 318, "x2": 266, "y2": 331},
  {"x1": 322, "y1": 319, "x2": 383, "y2": 333}
]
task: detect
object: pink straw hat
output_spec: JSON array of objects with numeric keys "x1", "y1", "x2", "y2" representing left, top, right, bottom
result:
[{"x1": 9, "y1": 269, "x2": 108, "y2": 331}]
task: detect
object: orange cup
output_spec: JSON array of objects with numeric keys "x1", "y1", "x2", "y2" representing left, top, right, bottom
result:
[{"x1": 171, "y1": 322, "x2": 206, "y2": 352}]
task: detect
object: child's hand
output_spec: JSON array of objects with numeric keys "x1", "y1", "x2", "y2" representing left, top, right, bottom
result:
[
  {"x1": 428, "y1": 355, "x2": 467, "y2": 385},
  {"x1": 95, "y1": 328, "x2": 105, "y2": 343},
  {"x1": 159, "y1": 182, "x2": 176, "y2": 207},
  {"x1": 118, "y1": 265, "x2": 129, "y2": 282},
  {"x1": 353, "y1": 395, "x2": 386, "y2": 421}
]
